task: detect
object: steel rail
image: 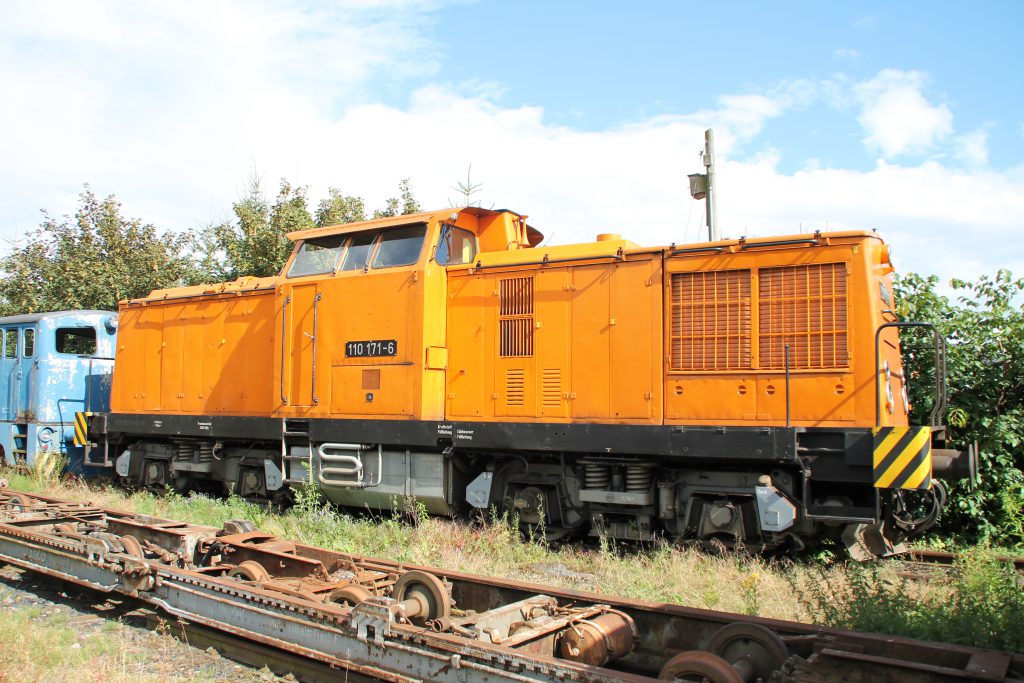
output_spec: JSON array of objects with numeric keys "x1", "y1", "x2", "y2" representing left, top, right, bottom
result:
[{"x1": 0, "y1": 487, "x2": 1020, "y2": 683}]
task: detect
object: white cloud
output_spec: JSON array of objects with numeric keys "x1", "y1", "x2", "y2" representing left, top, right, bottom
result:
[
  {"x1": 954, "y1": 128, "x2": 990, "y2": 167},
  {"x1": 833, "y1": 48, "x2": 860, "y2": 60},
  {"x1": 1, "y1": 1, "x2": 1022, "y2": 289},
  {"x1": 855, "y1": 70, "x2": 954, "y2": 158}
]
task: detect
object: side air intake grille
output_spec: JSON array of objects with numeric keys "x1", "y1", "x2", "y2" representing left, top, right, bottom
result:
[
  {"x1": 499, "y1": 276, "x2": 534, "y2": 357},
  {"x1": 758, "y1": 263, "x2": 848, "y2": 369},
  {"x1": 670, "y1": 270, "x2": 752, "y2": 371}
]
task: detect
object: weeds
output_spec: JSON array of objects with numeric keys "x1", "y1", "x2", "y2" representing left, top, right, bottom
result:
[{"x1": 795, "y1": 548, "x2": 1024, "y2": 651}]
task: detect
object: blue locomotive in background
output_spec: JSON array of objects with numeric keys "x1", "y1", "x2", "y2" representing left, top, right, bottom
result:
[{"x1": 0, "y1": 311, "x2": 117, "y2": 475}]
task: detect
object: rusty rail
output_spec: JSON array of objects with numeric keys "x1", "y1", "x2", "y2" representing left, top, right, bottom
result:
[{"x1": 0, "y1": 487, "x2": 1020, "y2": 683}]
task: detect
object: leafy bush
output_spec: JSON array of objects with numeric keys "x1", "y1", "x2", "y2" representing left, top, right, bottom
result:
[{"x1": 896, "y1": 271, "x2": 1024, "y2": 547}]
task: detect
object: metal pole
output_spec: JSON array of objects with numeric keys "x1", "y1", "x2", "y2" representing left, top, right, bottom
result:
[{"x1": 704, "y1": 129, "x2": 718, "y2": 241}]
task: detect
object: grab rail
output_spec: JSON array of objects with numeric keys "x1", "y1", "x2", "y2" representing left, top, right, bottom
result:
[
  {"x1": 279, "y1": 295, "x2": 291, "y2": 406},
  {"x1": 311, "y1": 292, "x2": 322, "y2": 406},
  {"x1": 317, "y1": 443, "x2": 383, "y2": 488}
]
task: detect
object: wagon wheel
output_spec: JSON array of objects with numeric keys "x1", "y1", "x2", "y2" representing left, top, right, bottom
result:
[
  {"x1": 391, "y1": 570, "x2": 451, "y2": 625},
  {"x1": 658, "y1": 651, "x2": 743, "y2": 683},
  {"x1": 119, "y1": 535, "x2": 144, "y2": 558},
  {"x1": 326, "y1": 583, "x2": 373, "y2": 606},
  {"x1": 228, "y1": 560, "x2": 271, "y2": 583},
  {"x1": 707, "y1": 622, "x2": 788, "y2": 680},
  {"x1": 4, "y1": 494, "x2": 31, "y2": 513}
]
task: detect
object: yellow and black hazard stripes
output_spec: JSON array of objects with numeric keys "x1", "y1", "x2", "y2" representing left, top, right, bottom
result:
[
  {"x1": 873, "y1": 426, "x2": 933, "y2": 489},
  {"x1": 73, "y1": 411, "x2": 92, "y2": 447}
]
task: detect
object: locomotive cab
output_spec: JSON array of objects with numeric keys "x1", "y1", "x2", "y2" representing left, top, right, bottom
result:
[{"x1": 0, "y1": 311, "x2": 116, "y2": 476}]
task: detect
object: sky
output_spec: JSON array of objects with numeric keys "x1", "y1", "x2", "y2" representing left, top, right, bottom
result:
[{"x1": 1, "y1": 0, "x2": 1022, "y2": 284}]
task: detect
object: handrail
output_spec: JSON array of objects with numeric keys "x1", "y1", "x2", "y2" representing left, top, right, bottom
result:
[
  {"x1": 317, "y1": 443, "x2": 383, "y2": 488},
  {"x1": 874, "y1": 322, "x2": 947, "y2": 427},
  {"x1": 311, "y1": 292, "x2": 322, "y2": 406},
  {"x1": 280, "y1": 295, "x2": 291, "y2": 406}
]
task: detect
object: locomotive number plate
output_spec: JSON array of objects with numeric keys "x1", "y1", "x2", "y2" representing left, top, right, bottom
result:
[{"x1": 345, "y1": 339, "x2": 398, "y2": 357}]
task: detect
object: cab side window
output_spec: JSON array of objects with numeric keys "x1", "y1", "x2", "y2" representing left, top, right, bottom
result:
[
  {"x1": 372, "y1": 225, "x2": 427, "y2": 268},
  {"x1": 56, "y1": 327, "x2": 97, "y2": 356},
  {"x1": 3, "y1": 329, "x2": 15, "y2": 358},
  {"x1": 436, "y1": 225, "x2": 478, "y2": 265},
  {"x1": 339, "y1": 232, "x2": 379, "y2": 272}
]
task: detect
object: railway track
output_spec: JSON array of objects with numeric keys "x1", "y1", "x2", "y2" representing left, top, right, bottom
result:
[{"x1": 0, "y1": 487, "x2": 1020, "y2": 683}]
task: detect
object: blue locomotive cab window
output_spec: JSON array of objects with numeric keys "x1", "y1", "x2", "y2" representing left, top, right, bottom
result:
[
  {"x1": 435, "y1": 225, "x2": 477, "y2": 265},
  {"x1": 287, "y1": 235, "x2": 347, "y2": 278},
  {"x1": 22, "y1": 329, "x2": 34, "y2": 358},
  {"x1": 372, "y1": 225, "x2": 426, "y2": 268},
  {"x1": 3, "y1": 329, "x2": 15, "y2": 358},
  {"x1": 56, "y1": 327, "x2": 97, "y2": 356}
]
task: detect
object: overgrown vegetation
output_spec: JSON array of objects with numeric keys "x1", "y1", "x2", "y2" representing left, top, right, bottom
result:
[
  {"x1": 798, "y1": 551, "x2": 1024, "y2": 651},
  {"x1": 896, "y1": 271, "x2": 1024, "y2": 547}
]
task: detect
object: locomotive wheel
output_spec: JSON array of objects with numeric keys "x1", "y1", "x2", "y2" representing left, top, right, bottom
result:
[
  {"x1": 119, "y1": 535, "x2": 144, "y2": 558},
  {"x1": 391, "y1": 570, "x2": 451, "y2": 625},
  {"x1": 228, "y1": 560, "x2": 271, "y2": 583},
  {"x1": 707, "y1": 622, "x2": 788, "y2": 680},
  {"x1": 326, "y1": 583, "x2": 373, "y2": 606},
  {"x1": 658, "y1": 651, "x2": 743, "y2": 682}
]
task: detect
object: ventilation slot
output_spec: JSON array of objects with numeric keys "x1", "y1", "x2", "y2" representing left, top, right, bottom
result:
[
  {"x1": 505, "y1": 369, "x2": 525, "y2": 407},
  {"x1": 758, "y1": 263, "x2": 848, "y2": 369},
  {"x1": 670, "y1": 270, "x2": 752, "y2": 371},
  {"x1": 541, "y1": 369, "x2": 561, "y2": 408},
  {"x1": 499, "y1": 276, "x2": 534, "y2": 357}
]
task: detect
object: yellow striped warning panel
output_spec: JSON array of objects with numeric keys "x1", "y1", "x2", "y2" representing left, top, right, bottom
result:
[
  {"x1": 873, "y1": 426, "x2": 933, "y2": 490},
  {"x1": 73, "y1": 411, "x2": 92, "y2": 447}
]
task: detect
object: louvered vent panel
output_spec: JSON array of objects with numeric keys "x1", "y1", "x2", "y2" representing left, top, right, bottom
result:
[
  {"x1": 506, "y1": 368, "x2": 525, "y2": 406},
  {"x1": 541, "y1": 369, "x2": 561, "y2": 407},
  {"x1": 499, "y1": 276, "x2": 534, "y2": 357},
  {"x1": 670, "y1": 270, "x2": 752, "y2": 371},
  {"x1": 758, "y1": 263, "x2": 848, "y2": 369}
]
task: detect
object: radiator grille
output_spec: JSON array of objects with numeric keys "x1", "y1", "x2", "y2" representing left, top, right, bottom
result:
[
  {"x1": 499, "y1": 276, "x2": 534, "y2": 357},
  {"x1": 541, "y1": 369, "x2": 561, "y2": 408},
  {"x1": 505, "y1": 369, "x2": 525, "y2": 406},
  {"x1": 758, "y1": 263, "x2": 848, "y2": 369},
  {"x1": 670, "y1": 270, "x2": 752, "y2": 371}
]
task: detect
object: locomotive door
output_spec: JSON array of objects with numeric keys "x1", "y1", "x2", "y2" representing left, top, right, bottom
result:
[
  {"x1": 12, "y1": 327, "x2": 35, "y2": 420},
  {"x1": 285, "y1": 284, "x2": 321, "y2": 408}
]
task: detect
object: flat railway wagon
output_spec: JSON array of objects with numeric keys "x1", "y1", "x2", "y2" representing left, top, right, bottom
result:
[{"x1": 82, "y1": 207, "x2": 971, "y2": 557}]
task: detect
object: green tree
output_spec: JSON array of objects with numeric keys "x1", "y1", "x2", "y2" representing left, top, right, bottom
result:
[
  {"x1": 373, "y1": 178, "x2": 421, "y2": 218},
  {"x1": 0, "y1": 186, "x2": 199, "y2": 313},
  {"x1": 315, "y1": 188, "x2": 366, "y2": 227},
  {"x1": 212, "y1": 176, "x2": 314, "y2": 279},
  {"x1": 896, "y1": 270, "x2": 1024, "y2": 547}
]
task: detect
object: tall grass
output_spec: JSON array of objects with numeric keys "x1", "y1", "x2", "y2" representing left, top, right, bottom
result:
[{"x1": 795, "y1": 549, "x2": 1024, "y2": 652}]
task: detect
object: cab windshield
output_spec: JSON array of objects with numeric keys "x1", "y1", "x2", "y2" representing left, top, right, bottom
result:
[
  {"x1": 287, "y1": 235, "x2": 347, "y2": 277},
  {"x1": 289, "y1": 224, "x2": 427, "y2": 277}
]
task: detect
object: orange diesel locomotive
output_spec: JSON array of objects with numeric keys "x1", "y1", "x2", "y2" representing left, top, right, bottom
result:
[{"x1": 89, "y1": 207, "x2": 970, "y2": 557}]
